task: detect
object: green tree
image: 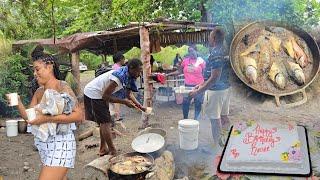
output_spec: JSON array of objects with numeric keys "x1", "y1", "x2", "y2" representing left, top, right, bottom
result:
[
  {"x1": 1, "y1": 0, "x2": 205, "y2": 40},
  {"x1": 0, "y1": 32, "x2": 31, "y2": 117}
]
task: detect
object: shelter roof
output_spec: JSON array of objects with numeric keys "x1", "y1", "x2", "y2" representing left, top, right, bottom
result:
[{"x1": 13, "y1": 19, "x2": 218, "y2": 55}]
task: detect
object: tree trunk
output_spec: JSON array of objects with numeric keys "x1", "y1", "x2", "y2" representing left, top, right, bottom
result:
[
  {"x1": 139, "y1": 26, "x2": 152, "y2": 128},
  {"x1": 206, "y1": 10, "x2": 213, "y2": 23},
  {"x1": 199, "y1": 1, "x2": 211, "y2": 22},
  {"x1": 225, "y1": 16, "x2": 235, "y2": 47},
  {"x1": 71, "y1": 52, "x2": 81, "y2": 96}
]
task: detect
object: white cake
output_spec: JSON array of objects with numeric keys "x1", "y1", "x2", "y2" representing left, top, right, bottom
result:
[{"x1": 225, "y1": 120, "x2": 304, "y2": 170}]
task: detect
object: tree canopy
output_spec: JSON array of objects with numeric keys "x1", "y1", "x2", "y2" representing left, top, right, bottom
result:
[
  {"x1": 0, "y1": 0, "x2": 204, "y2": 40},
  {"x1": 1, "y1": 0, "x2": 318, "y2": 41}
]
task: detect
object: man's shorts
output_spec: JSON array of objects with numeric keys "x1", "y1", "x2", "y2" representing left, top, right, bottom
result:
[
  {"x1": 203, "y1": 88, "x2": 231, "y2": 119},
  {"x1": 84, "y1": 95, "x2": 111, "y2": 124}
]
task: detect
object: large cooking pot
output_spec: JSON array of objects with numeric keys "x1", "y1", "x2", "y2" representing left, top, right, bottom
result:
[
  {"x1": 108, "y1": 152, "x2": 154, "y2": 180},
  {"x1": 230, "y1": 21, "x2": 320, "y2": 106}
]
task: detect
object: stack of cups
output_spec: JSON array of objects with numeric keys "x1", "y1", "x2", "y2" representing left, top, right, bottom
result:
[{"x1": 25, "y1": 108, "x2": 36, "y2": 133}]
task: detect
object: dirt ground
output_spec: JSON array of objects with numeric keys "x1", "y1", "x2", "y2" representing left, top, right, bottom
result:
[{"x1": 1, "y1": 70, "x2": 320, "y2": 180}]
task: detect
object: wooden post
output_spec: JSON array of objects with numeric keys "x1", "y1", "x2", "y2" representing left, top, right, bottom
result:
[
  {"x1": 113, "y1": 39, "x2": 118, "y2": 53},
  {"x1": 140, "y1": 26, "x2": 153, "y2": 128},
  {"x1": 71, "y1": 52, "x2": 81, "y2": 96}
]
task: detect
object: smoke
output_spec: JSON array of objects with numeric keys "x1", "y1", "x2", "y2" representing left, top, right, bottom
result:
[
  {"x1": 205, "y1": 0, "x2": 308, "y2": 45},
  {"x1": 208, "y1": 0, "x2": 299, "y2": 23}
]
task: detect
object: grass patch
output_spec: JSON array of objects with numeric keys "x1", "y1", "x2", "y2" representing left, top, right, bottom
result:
[{"x1": 80, "y1": 70, "x2": 95, "y2": 78}]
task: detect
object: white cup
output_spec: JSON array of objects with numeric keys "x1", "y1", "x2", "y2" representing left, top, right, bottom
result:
[
  {"x1": 179, "y1": 86, "x2": 185, "y2": 93},
  {"x1": 146, "y1": 107, "x2": 153, "y2": 114},
  {"x1": 27, "y1": 124, "x2": 32, "y2": 133},
  {"x1": 25, "y1": 108, "x2": 36, "y2": 121},
  {"x1": 7, "y1": 93, "x2": 18, "y2": 106}
]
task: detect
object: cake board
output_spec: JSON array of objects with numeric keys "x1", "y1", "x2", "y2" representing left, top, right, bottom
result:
[{"x1": 218, "y1": 125, "x2": 312, "y2": 177}]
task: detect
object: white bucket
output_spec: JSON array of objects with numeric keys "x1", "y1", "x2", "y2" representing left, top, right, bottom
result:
[
  {"x1": 6, "y1": 120, "x2": 18, "y2": 137},
  {"x1": 178, "y1": 119, "x2": 199, "y2": 150}
]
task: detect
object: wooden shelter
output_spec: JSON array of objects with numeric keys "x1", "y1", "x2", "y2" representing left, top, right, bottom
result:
[
  {"x1": 14, "y1": 20, "x2": 218, "y2": 55},
  {"x1": 13, "y1": 19, "x2": 218, "y2": 127}
]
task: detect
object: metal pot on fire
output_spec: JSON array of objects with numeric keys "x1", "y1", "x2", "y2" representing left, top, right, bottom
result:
[{"x1": 108, "y1": 152, "x2": 154, "y2": 180}]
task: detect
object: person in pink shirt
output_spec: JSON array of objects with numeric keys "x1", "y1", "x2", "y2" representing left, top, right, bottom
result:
[
  {"x1": 111, "y1": 52, "x2": 125, "y2": 121},
  {"x1": 112, "y1": 52, "x2": 125, "y2": 70},
  {"x1": 168, "y1": 45, "x2": 206, "y2": 120}
]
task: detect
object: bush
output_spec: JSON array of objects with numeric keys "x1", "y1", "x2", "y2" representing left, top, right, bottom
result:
[
  {"x1": 65, "y1": 72, "x2": 78, "y2": 93},
  {"x1": 0, "y1": 54, "x2": 32, "y2": 118},
  {"x1": 124, "y1": 47, "x2": 141, "y2": 59},
  {"x1": 152, "y1": 45, "x2": 189, "y2": 65},
  {"x1": 123, "y1": 45, "x2": 209, "y2": 65},
  {"x1": 78, "y1": 44, "x2": 209, "y2": 70},
  {"x1": 196, "y1": 44, "x2": 210, "y2": 59},
  {"x1": 80, "y1": 51, "x2": 104, "y2": 70},
  {"x1": 0, "y1": 32, "x2": 32, "y2": 118}
]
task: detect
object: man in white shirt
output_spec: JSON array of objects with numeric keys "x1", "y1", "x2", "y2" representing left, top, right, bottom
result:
[{"x1": 84, "y1": 58, "x2": 146, "y2": 156}]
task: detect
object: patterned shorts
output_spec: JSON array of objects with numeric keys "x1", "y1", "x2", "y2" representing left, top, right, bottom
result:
[{"x1": 34, "y1": 132, "x2": 76, "y2": 168}]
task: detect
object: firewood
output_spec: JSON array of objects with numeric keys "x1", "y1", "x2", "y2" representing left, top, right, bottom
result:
[{"x1": 78, "y1": 129, "x2": 94, "y2": 141}]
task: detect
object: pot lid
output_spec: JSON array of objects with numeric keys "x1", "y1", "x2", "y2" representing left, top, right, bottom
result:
[{"x1": 131, "y1": 133, "x2": 165, "y2": 153}]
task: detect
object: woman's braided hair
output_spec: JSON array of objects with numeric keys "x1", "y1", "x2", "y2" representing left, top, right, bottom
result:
[{"x1": 31, "y1": 45, "x2": 61, "y2": 80}]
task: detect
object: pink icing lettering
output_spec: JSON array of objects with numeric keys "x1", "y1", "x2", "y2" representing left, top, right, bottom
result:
[
  {"x1": 251, "y1": 145, "x2": 271, "y2": 156},
  {"x1": 242, "y1": 124, "x2": 281, "y2": 156},
  {"x1": 231, "y1": 148, "x2": 240, "y2": 158}
]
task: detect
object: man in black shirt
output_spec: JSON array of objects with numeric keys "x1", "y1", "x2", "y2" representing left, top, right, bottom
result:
[{"x1": 190, "y1": 28, "x2": 231, "y2": 145}]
